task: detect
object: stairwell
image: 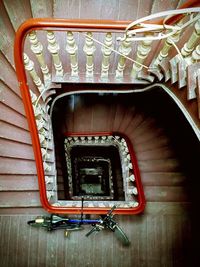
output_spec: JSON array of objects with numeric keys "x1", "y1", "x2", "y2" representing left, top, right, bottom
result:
[{"x1": 0, "y1": 1, "x2": 200, "y2": 266}]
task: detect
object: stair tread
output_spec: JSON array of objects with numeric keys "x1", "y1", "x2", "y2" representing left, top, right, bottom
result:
[
  {"x1": 178, "y1": 59, "x2": 187, "y2": 89},
  {"x1": 158, "y1": 59, "x2": 171, "y2": 82},
  {"x1": 148, "y1": 67, "x2": 163, "y2": 81},
  {"x1": 187, "y1": 62, "x2": 200, "y2": 100},
  {"x1": 170, "y1": 55, "x2": 180, "y2": 84}
]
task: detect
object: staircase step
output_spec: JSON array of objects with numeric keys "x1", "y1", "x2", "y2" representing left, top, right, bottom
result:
[
  {"x1": 187, "y1": 62, "x2": 200, "y2": 100},
  {"x1": 178, "y1": 60, "x2": 188, "y2": 89},
  {"x1": 170, "y1": 55, "x2": 180, "y2": 84},
  {"x1": 158, "y1": 59, "x2": 171, "y2": 82},
  {"x1": 148, "y1": 67, "x2": 164, "y2": 81},
  {"x1": 137, "y1": 70, "x2": 155, "y2": 83}
]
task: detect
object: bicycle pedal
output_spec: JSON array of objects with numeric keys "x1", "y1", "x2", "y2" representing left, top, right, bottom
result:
[{"x1": 64, "y1": 230, "x2": 70, "y2": 238}]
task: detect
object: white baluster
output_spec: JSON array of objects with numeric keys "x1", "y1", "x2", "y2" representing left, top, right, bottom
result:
[
  {"x1": 185, "y1": 44, "x2": 200, "y2": 65},
  {"x1": 83, "y1": 32, "x2": 96, "y2": 78},
  {"x1": 30, "y1": 90, "x2": 37, "y2": 104},
  {"x1": 33, "y1": 103, "x2": 44, "y2": 119},
  {"x1": 45, "y1": 176, "x2": 54, "y2": 184},
  {"x1": 131, "y1": 35, "x2": 153, "y2": 78},
  {"x1": 23, "y1": 53, "x2": 45, "y2": 93},
  {"x1": 28, "y1": 31, "x2": 51, "y2": 85},
  {"x1": 129, "y1": 202, "x2": 139, "y2": 208},
  {"x1": 181, "y1": 19, "x2": 200, "y2": 57},
  {"x1": 115, "y1": 37, "x2": 132, "y2": 79},
  {"x1": 47, "y1": 191, "x2": 54, "y2": 200},
  {"x1": 101, "y1": 32, "x2": 113, "y2": 79},
  {"x1": 43, "y1": 162, "x2": 52, "y2": 172},
  {"x1": 36, "y1": 118, "x2": 46, "y2": 131},
  {"x1": 153, "y1": 20, "x2": 183, "y2": 66},
  {"x1": 47, "y1": 31, "x2": 64, "y2": 77},
  {"x1": 66, "y1": 31, "x2": 78, "y2": 77},
  {"x1": 41, "y1": 148, "x2": 51, "y2": 159},
  {"x1": 192, "y1": 44, "x2": 200, "y2": 62},
  {"x1": 129, "y1": 174, "x2": 135, "y2": 182}
]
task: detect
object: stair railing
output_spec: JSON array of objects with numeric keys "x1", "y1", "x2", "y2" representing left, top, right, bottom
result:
[{"x1": 14, "y1": 0, "x2": 200, "y2": 215}]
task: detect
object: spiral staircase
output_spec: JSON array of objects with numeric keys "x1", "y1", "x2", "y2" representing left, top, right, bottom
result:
[{"x1": 0, "y1": 0, "x2": 200, "y2": 266}]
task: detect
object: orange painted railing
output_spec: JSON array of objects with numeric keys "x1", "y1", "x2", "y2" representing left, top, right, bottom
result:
[{"x1": 14, "y1": 0, "x2": 199, "y2": 214}]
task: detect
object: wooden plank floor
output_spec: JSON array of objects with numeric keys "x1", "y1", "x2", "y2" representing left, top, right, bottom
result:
[{"x1": 0, "y1": 208, "x2": 197, "y2": 267}]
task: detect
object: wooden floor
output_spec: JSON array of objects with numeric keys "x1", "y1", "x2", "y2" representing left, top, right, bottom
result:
[{"x1": 0, "y1": 209, "x2": 197, "y2": 267}]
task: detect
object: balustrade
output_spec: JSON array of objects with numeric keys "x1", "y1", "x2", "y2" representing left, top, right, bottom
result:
[{"x1": 25, "y1": 23, "x2": 200, "y2": 84}]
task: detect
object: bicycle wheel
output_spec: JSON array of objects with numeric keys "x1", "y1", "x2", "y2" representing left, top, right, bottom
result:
[{"x1": 113, "y1": 225, "x2": 130, "y2": 246}]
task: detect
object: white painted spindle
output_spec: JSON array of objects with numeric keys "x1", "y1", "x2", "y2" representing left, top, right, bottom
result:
[
  {"x1": 131, "y1": 35, "x2": 153, "y2": 78},
  {"x1": 47, "y1": 31, "x2": 64, "y2": 77},
  {"x1": 101, "y1": 32, "x2": 113, "y2": 79},
  {"x1": 115, "y1": 37, "x2": 132, "y2": 79},
  {"x1": 83, "y1": 32, "x2": 96, "y2": 78},
  {"x1": 30, "y1": 90, "x2": 37, "y2": 104},
  {"x1": 66, "y1": 31, "x2": 78, "y2": 77},
  {"x1": 186, "y1": 44, "x2": 200, "y2": 65},
  {"x1": 153, "y1": 20, "x2": 183, "y2": 66}
]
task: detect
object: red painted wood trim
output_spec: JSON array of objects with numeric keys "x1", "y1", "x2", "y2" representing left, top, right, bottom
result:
[{"x1": 14, "y1": 0, "x2": 199, "y2": 214}]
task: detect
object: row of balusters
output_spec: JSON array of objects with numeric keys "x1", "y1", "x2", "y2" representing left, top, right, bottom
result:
[
  {"x1": 23, "y1": 16, "x2": 200, "y2": 94},
  {"x1": 30, "y1": 90, "x2": 57, "y2": 202}
]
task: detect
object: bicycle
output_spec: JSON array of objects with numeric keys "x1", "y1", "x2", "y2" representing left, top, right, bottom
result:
[{"x1": 27, "y1": 198, "x2": 130, "y2": 246}]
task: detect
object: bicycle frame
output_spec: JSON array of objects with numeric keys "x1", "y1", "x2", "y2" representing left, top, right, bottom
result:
[
  {"x1": 62, "y1": 218, "x2": 100, "y2": 225},
  {"x1": 61, "y1": 197, "x2": 104, "y2": 225}
]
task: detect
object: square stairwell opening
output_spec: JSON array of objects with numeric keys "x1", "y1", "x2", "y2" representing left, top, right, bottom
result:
[
  {"x1": 65, "y1": 144, "x2": 125, "y2": 201},
  {"x1": 50, "y1": 133, "x2": 143, "y2": 209}
]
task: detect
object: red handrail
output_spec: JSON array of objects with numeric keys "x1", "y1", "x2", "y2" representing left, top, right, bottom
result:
[{"x1": 14, "y1": 0, "x2": 199, "y2": 214}]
